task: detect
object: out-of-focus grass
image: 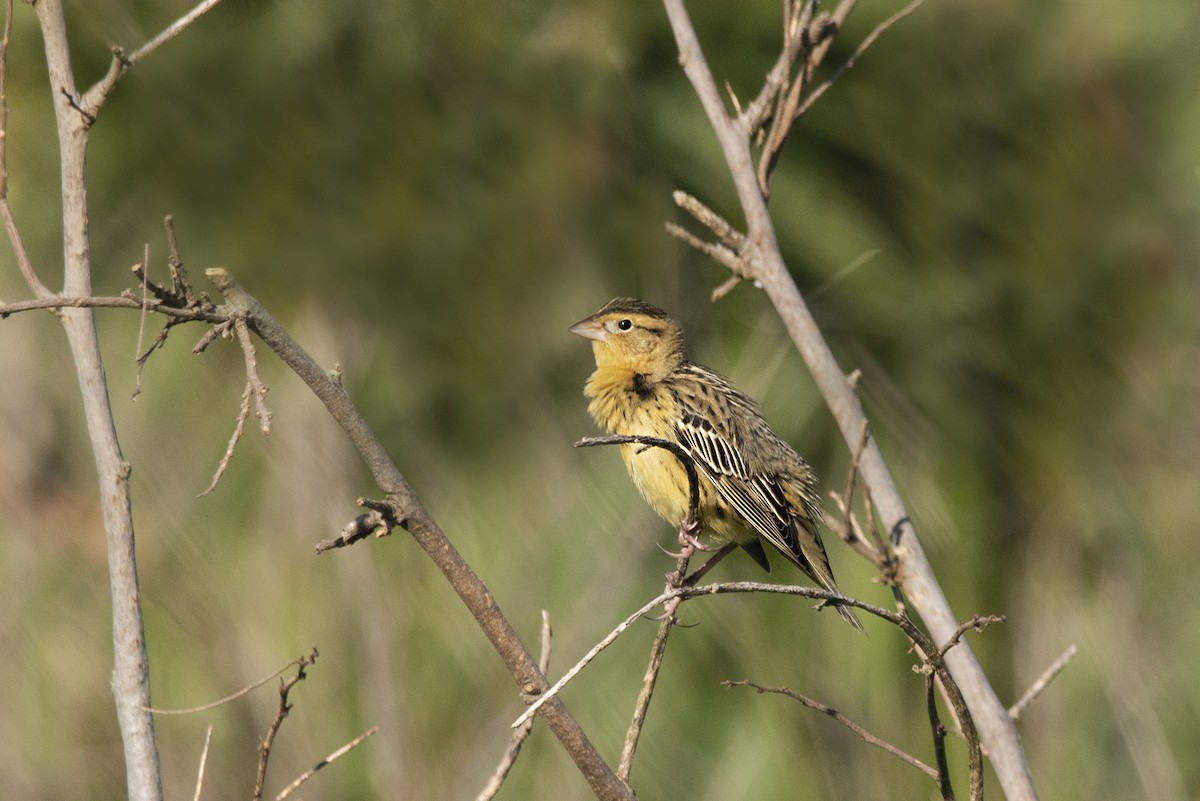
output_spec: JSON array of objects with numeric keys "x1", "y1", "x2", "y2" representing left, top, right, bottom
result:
[{"x1": 1, "y1": 1, "x2": 1198, "y2": 799}]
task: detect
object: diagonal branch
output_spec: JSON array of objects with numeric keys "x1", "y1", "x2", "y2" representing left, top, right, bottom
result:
[
  {"x1": 658, "y1": 3, "x2": 1038, "y2": 798},
  {"x1": 82, "y1": 0, "x2": 227, "y2": 115},
  {"x1": 724, "y1": 679, "x2": 940, "y2": 781},
  {"x1": 202, "y1": 268, "x2": 636, "y2": 801}
]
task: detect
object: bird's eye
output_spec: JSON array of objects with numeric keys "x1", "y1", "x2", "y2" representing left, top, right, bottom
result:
[{"x1": 617, "y1": 319, "x2": 633, "y2": 331}]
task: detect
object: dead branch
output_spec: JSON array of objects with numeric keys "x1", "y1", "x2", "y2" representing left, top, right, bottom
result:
[
  {"x1": 274, "y1": 726, "x2": 380, "y2": 801},
  {"x1": 477, "y1": 611, "x2": 554, "y2": 801},
  {"x1": 923, "y1": 665, "x2": 957, "y2": 800},
  {"x1": 723, "y1": 679, "x2": 939, "y2": 781},
  {"x1": 1009, "y1": 644, "x2": 1078, "y2": 721},
  {"x1": 146, "y1": 651, "x2": 316, "y2": 716},
  {"x1": 201, "y1": 268, "x2": 635, "y2": 801},
  {"x1": 192, "y1": 725, "x2": 213, "y2": 801},
  {"x1": 254, "y1": 649, "x2": 319, "y2": 801}
]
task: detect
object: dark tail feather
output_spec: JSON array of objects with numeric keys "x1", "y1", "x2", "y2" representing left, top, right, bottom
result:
[{"x1": 832, "y1": 601, "x2": 864, "y2": 631}]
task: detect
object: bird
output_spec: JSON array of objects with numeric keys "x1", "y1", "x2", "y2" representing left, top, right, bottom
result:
[{"x1": 570, "y1": 297, "x2": 862, "y2": 629}]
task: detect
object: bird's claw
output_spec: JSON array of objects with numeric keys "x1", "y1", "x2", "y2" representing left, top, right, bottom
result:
[{"x1": 677, "y1": 522, "x2": 715, "y2": 553}]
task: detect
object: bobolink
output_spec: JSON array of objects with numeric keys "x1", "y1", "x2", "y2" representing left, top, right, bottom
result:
[{"x1": 571, "y1": 297, "x2": 861, "y2": 629}]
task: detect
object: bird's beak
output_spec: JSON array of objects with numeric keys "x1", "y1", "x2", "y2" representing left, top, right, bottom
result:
[{"x1": 569, "y1": 316, "x2": 607, "y2": 342}]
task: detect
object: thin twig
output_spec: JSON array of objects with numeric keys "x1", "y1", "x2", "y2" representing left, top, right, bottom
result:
[
  {"x1": 198, "y1": 381, "x2": 252, "y2": 497},
  {"x1": 254, "y1": 650, "x2": 319, "y2": 801},
  {"x1": 923, "y1": 666, "x2": 956, "y2": 800},
  {"x1": 477, "y1": 611, "x2": 554, "y2": 801},
  {"x1": 274, "y1": 726, "x2": 379, "y2": 801},
  {"x1": 618, "y1": 549, "x2": 690, "y2": 781},
  {"x1": 83, "y1": 0, "x2": 227, "y2": 113},
  {"x1": 665, "y1": 222, "x2": 748, "y2": 278},
  {"x1": 512, "y1": 589, "x2": 677, "y2": 730},
  {"x1": 793, "y1": 0, "x2": 926, "y2": 120},
  {"x1": 198, "y1": 315, "x2": 271, "y2": 496},
  {"x1": 577, "y1": 432, "x2": 704, "y2": 781},
  {"x1": 1009, "y1": 644, "x2": 1078, "y2": 721},
  {"x1": 0, "y1": 293, "x2": 224, "y2": 320},
  {"x1": 939, "y1": 614, "x2": 1006, "y2": 658},
  {"x1": 516, "y1": 580, "x2": 881, "y2": 731},
  {"x1": 146, "y1": 652, "x2": 316, "y2": 715},
  {"x1": 192, "y1": 725, "x2": 213, "y2": 801},
  {"x1": 132, "y1": 244, "x2": 152, "y2": 399},
  {"x1": 833, "y1": 420, "x2": 886, "y2": 564},
  {"x1": 235, "y1": 317, "x2": 272, "y2": 434},
  {"x1": 723, "y1": 679, "x2": 939, "y2": 780}
]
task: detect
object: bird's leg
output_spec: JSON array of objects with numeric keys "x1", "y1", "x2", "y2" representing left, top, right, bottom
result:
[{"x1": 682, "y1": 543, "x2": 737, "y2": 586}]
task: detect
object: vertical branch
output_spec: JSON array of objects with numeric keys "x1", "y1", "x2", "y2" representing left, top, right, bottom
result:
[
  {"x1": 658, "y1": 2, "x2": 1038, "y2": 799},
  {"x1": 34, "y1": 1, "x2": 166, "y2": 797}
]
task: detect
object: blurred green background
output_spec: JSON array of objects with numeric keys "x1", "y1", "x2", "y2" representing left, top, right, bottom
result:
[{"x1": 1, "y1": 1, "x2": 1197, "y2": 799}]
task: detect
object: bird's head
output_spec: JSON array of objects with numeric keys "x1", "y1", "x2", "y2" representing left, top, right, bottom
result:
[{"x1": 569, "y1": 297, "x2": 685, "y2": 377}]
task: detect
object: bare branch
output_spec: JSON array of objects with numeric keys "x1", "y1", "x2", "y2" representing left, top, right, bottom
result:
[
  {"x1": 83, "y1": 0, "x2": 227, "y2": 113},
  {"x1": 618, "y1": 549, "x2": 691, "y2": 781},
  {"x1": 199, "y1": 382, "x2": 250, "y2": 496},
  {"x1": 793, "y1": 0, "x2": 926, "y2": 121},
  {"x1": 512, "y1": 588, "x2": 677, "y2": 730},
  {"x1": 1009, "y1": 644, "x2": 1078, "y2": 721},
  {"x1": 0, "y1": 293, "x2": 224, "y2": 320},
  {"x1": 202, "y1": 268, "x2": 635, "y2": 801},
  {"x1": 659, "y1": 2, "x2": 1037, "y2": 796},
  {"x1": 940, "y1": 615, "x2": 1007, "y2": 659},
  {"x1": 235, "y1": 317, "x2": 272, "y2": 434},
  {"x1": 477, "y1": 611, "x2": 554, "y2": 801},
  {"x1": 192, "y1": 725, "x2": 213, "y2": 801},
  {"x1": 147, "y1": 651, "x2": 317, "y2": 716},
  {"x1": 33, "y1": 1, "x2": 164, "y2": 796},
  {"x1": 724, "y1": 679, "x2": 939, "y2": 781},
  {"x1": 922, "y1": 666, "x2": 957, "y2": 800},
  {"x1": 254, "y1": 650, "x2": 319, "y2": 801},
  {"x1": 274, "y1": 726, "x2": 380, "y2": 801}
]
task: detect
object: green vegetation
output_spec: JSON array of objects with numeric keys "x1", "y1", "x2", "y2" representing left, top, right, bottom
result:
[{"x1": 1, "y1": 1, "x2": 1197, "y2": 799}]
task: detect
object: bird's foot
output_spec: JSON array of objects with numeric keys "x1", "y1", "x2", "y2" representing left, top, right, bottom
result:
[{"x1": 677, "y1": 519, "x2": 713, "y2": 552}]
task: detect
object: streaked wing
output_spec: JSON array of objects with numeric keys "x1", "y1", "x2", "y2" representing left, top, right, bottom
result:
[{"x1": 673, "y1": 390, "x2": 810, "y2": 571}]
